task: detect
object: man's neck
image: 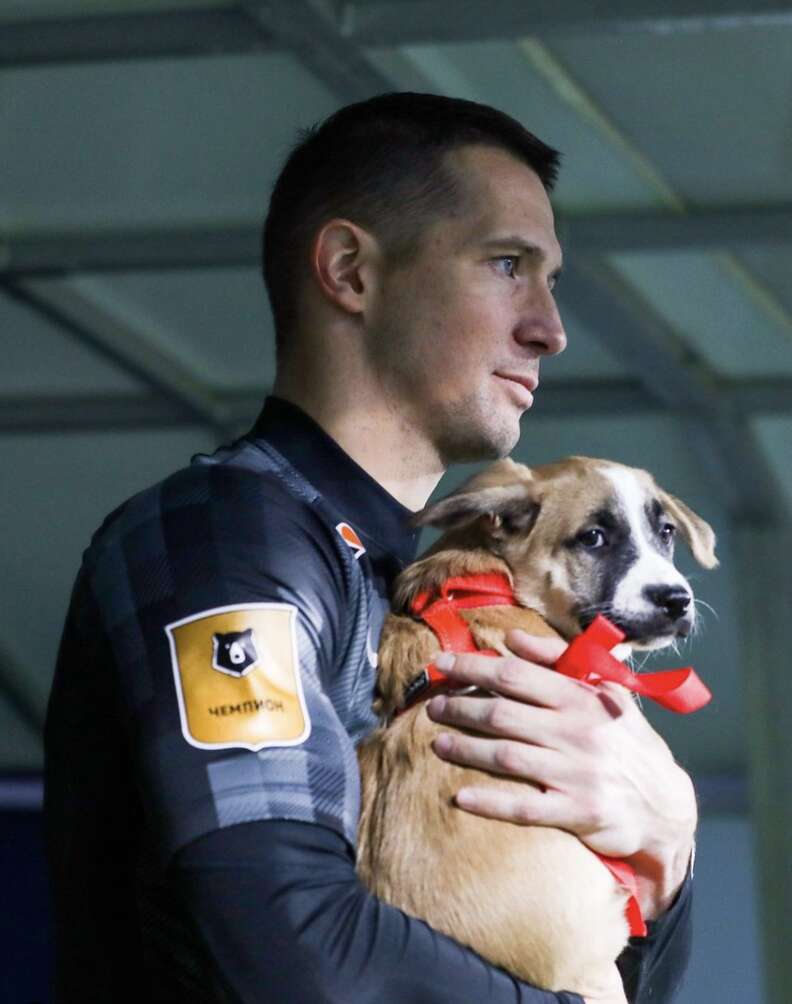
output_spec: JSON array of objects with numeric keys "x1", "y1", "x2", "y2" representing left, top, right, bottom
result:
[{"x1": 271, "y1": 380, "x2": 445, "y2": 513}]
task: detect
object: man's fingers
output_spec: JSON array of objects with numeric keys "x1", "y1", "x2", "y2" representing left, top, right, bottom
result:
[
  {"x1": 452, "y1": 782, "x2": 571, "y2": 829},
  {"x1": 432, "y1": 729, "x2": 569, "y2": 787},
  {"x1": 427, "y1": 693, "x2": 553, "y2": 743},
  {"x1": 431, "y1": 649, "x2": 597, "y2": 709},
  {"x1": 504, "y1": 628, "x2": 567, "y2": 667}
]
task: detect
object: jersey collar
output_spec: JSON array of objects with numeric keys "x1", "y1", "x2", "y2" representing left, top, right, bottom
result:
[{"x1": 249, "y1": 396, "x2": 421, "y2": 568}]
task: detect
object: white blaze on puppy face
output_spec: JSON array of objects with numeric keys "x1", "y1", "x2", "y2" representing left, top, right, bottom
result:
[{"x1": 602, "y1": 466, "x2": 693, "y2": 636}]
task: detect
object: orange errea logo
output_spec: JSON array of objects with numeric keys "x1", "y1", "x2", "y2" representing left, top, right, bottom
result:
[{"x1": 335, "y1": 522, "x2": 366, "y2": 560}]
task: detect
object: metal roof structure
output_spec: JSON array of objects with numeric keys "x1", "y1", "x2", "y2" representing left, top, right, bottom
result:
[{"x1": 2, "y1": 3, "x2": 790, "y2": 1001}]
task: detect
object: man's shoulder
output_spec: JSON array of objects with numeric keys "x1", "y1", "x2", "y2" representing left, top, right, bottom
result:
[{"x1": 85, "y1": 437, "x2": 340, "y2": 571}]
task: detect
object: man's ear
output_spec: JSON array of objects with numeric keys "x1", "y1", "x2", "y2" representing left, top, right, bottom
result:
[{"x1": 311, "y1": 218, "x2": 379, "y2": 316}]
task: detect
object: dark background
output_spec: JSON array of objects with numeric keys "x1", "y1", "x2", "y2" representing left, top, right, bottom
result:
[{"x1": 1, "y1": 801, "x2": 53, "y2": 1004}]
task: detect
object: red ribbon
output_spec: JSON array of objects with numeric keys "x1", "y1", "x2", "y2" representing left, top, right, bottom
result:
[
  {"x1": 405, "y1": 574, "x2": 712, "y2": 939},
  {"x1": 596, "y1": 855, "x2": 647, "y2": 938},
  {"x1": 555, "y1": 614, "x2": 712, "y2": 714}
]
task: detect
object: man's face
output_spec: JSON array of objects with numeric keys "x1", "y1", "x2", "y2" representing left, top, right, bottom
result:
[{"x1": 366, "y1": 144, "x2": 566, "y2": 465}]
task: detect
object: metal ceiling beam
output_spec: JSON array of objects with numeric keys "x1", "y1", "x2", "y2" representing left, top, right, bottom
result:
[
  {"x1": 0, "y1": 390, "x2": 256, "y2": 435},
  {"x1": 5, "y1": 204, "x2": 792, "y2": 278},
  {"x1": 0, "y1": 392, "x2": 218, "y2": 434},
  {"x1": 346, "y1": 0, "x2": 792, "y2": 46},
  {"x1": 0, "y1": 7, "x2": 275, "y2": 67},
  {"x1": 730, "y1": 379, "x2": 792, "y2": 414},
  {"x1": 540, "y1": 377, "x2": 792, "y2": 418},
  {"x1": 559, "y1": 204, "x2": 792, "y2": 254},
  {"x1": 0, "y1": 225, "x2": 262, "y2": 276},
  {"x1": 0, "y1": 0, "x2": 390, "y2": 90},
  {"x1": 1, "y1": 279, "x2": 234, "y2": 438},
  {"x1": 4, "y1": 1, "x2": 790, "y2": 68},
  {"x1": 0, "y1": 385, "x2": 644, "y2": 436},
  {"x1": 247, "y1": 0, "x2": 393, "y2": 102},
  {"x1": 2, "y1": 376, "x2": 791, "y2": 435},
  {"x1": 560, "y1": 259, "x2": 789, "y2": 526}
]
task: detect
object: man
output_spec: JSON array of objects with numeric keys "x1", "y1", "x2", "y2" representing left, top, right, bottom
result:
[{"x1": 45, "y1": 92, "x2": 695, "y2": 1003}]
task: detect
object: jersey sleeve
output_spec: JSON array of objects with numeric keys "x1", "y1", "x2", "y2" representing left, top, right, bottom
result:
[
  {"x1": 83, "y1": 461, "x2": 361, "y2": 860},
  {"x1": 175, "y1": 818, "x2": 584, "y2": 1004}
]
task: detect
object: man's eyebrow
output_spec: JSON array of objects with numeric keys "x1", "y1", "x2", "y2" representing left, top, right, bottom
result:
[{"x1": 479, "y1": 236, "x2": 563, "y2": 273}]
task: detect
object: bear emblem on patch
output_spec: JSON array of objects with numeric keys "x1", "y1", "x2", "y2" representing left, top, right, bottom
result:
[{"x1": 212, "y1": 628, "x2": 259, "y2": 676}]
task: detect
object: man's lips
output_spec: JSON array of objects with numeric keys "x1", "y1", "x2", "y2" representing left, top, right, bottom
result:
[{"x1": 495, "y1": 372, "x2": 539, "y2": 407}]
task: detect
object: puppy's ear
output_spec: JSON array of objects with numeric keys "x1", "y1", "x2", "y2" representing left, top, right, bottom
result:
[
  {"x1": 412, "y1": 483, "x2": 539, "y2": 538},
  {"x1": 658, "y1": 490, "x2": 719, "y2": 569}
]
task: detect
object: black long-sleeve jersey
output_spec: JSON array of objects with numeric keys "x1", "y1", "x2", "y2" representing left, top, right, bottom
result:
[{"x1": 44, "y1": 396, "x2": 692, "y2": 1003}]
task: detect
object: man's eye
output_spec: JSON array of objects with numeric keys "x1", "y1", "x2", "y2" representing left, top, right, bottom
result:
[
  {"x1": 578, "y1": 528, "x2": 607, "y2": 549},
  {"x1": 493, "y1": 255, "x2": 519, "y2": 278}
]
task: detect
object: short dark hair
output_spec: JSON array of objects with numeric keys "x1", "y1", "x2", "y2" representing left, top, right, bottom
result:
[{"x1": 262, "y1": 92, "x2": 561, "y2": 358}]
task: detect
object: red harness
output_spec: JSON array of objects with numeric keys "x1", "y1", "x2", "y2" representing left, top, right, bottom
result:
[{"x1": 403, "y1": 571, "x2": 712, "y2": 939}]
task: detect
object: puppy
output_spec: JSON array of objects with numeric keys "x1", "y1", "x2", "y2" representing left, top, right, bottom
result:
[{"x1": 357, "y1": 456, "x2": 717, "y2": 997}]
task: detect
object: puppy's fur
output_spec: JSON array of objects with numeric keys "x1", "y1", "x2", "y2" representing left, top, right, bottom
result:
[{"x1": 357, "y1": 457, "x2": 717, "y2": 997}]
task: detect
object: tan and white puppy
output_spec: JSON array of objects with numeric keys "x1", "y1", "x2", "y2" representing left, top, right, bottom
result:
[{"x1": 357, "y1": 456, "x2": 717, "y2": 998}]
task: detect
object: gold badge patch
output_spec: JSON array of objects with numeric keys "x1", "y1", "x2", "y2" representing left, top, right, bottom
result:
[{"x1": 165, "y1": 603, "x2": 310, "y2": 751}]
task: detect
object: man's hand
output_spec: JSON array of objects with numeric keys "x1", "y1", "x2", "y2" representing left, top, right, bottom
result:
[{"x1": 426, "y1": 628, "x2": 697, "y2": 919}]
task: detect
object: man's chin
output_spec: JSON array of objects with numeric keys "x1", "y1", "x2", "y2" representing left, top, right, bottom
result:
[{"x1": 439, "y1": 424, "x2": 520, "y2": 465}]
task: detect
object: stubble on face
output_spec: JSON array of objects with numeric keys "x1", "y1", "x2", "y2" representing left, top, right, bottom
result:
[
  {"x1": 367, "y1": 281, "x2": 522, "y2": 467},
  {"x1": 432, "y1": 385, "x2": 523, "y2": 464}
]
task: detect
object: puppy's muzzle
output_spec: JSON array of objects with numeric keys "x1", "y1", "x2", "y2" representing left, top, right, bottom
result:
[
  {"x1": 613, "y1": 584, "x2": 694, "y2": 645},
  {"x1": 644, "y1": 584, "x2": 691, "y2": 622}
]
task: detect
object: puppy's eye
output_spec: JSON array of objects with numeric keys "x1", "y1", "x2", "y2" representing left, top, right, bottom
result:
[
  {"x1": 578, "y1": 528, "x2": 607, "y2": 549},
  {"x1": 659, "y1": 523, "x2": 676, "y2": 544}
]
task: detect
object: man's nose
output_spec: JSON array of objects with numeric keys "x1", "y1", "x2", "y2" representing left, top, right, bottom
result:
[{"x1": 515, "y1": 287, "x2": 567, "y2": 356}]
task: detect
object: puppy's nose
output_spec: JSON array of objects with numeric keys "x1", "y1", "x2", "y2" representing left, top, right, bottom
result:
[{"x1": 644, "y1": 585, "x2": 691, "y2": 621}]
